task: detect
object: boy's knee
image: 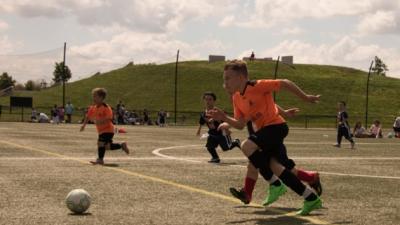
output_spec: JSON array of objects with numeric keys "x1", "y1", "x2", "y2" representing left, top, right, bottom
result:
[
  {"x1": 241, "y1": 139, "x2": 258, "y2": 157},
  {"x1": 247, "y1": 162, "x2": 258, "y2": 172}
]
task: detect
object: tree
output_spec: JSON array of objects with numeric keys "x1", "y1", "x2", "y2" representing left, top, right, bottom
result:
[
  {"x1": 14, "y1": 83, "x2": 25, "y2": 91},
  {"x1": 372, "y1": 56, "x2": 388, "y2": 76},
  {"x1": 53, "y1": 62, "x2": 72, "y2": 84},
  {"x1": 0, "y1": 72, "x2": 16, "y2": 90},
  {"x1": 25, "y1": 80, "x2": 40, "y2": 91}
]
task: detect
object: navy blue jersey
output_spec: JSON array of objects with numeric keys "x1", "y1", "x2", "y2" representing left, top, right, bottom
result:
[
  {"x1": 199, "y1": 111, "x2": 223, "y2": 136},
  {"x1": 338, "y1": 111, "x2": 350, "y2": 128}
]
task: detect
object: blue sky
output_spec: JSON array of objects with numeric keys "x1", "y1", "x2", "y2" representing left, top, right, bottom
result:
[{"x1": 0, "y1": 0, "x2": 399, "y2": 83}]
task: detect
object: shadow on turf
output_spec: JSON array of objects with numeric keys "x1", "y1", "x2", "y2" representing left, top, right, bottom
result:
[
  {"x1": 227, "y1": 216, "x2": 313, "y2": 225},
  {"x1": 216, "y1": 162, "x2": 241, "y2": 166},
  {"x1": 228, "y1": 207, "x2": 329, "y2": 225},
  {"x1": 234, "y1": 206, "x2": 298, "y2": 216},
  {"x1": 330, "y1": 222, "x2": 353, "y2": 224},
  {"x1": 102, "y1": 163, "x2": 119, "y2": 167},
  {"x1": 68, "y1": 212, "x2": 92, "y2": 216}
]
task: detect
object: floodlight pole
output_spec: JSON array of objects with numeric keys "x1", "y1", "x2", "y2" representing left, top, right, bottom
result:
[
  {"x1": 62, "y1": 42, "x2": 66, "y2": 108},
  {"x1": 365, "y1": 60, "x2": 374, "y2": 127},
  {"x1": 273, "y1": 56, "x2": 280, "y2": 101},
  {"x1": 272, "y1": 56, "x2": 296, "y2": 101},
  {"x1": 174, "y1": 49, "x2": 180, "y2": 125}
]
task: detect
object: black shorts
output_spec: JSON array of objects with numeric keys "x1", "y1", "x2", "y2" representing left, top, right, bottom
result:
[
  {"x1": 98, "y1": 133, "x2": 114, "y2": 144},
  {"x1": 159, "y1": 118, "x2": 165, "y2": 124},
  {"x1": 206, "y1": 134, "x2": 232, "y2": 151},
  {"x1": 394, "y1": 127, "x2": 400, "y2": 132},
  {"x1": 248, "y1": 123, "x2": 295, "y2": 170}
]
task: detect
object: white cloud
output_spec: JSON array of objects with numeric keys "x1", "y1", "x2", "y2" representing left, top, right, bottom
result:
[
  {"x1": 70, "y1": 32, "x2": 197, "y2": 65},
  {"x1": 0, "y1": 0, "x2": 234, "y2": 33},
  {"x1": 257, "y1": 36, "x2": 400, "y2": 78},
  {"x1": 219, "y1": 15, "x2": 235, "y2": 27},
  {"x1": 0, "y1": 35, "x2": 14, "y2": 54},
  {"x1": 357, "y1": 10, "x2": 399, "y2": 35},
  {"x1": 219, "y1": 0, "x2": 400, "y2": 29},
  {"x1": 281, "y1": 27, "x2": 304, "y2": 35},
  {"x1": 0, "y1": 31, "x2": 229, "y2": 82},
  {"x1": 0, "y1": 20, "x2": 9, "y2": 31}
]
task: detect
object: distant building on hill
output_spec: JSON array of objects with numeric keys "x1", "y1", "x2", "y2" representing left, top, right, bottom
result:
[{"x1": 208, "y1": 55, "x2": 225, "y2": 63}]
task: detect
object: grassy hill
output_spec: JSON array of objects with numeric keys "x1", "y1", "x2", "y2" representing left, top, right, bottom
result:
[{"x1": 1, "y1": 61, "x2": 399, "y2": 127}]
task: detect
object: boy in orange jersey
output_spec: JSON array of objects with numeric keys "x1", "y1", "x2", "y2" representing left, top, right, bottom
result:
[
  {"x1": 229, "y1": 106, "x2": 322, "y2": 206},
  {"x1": 208, "y1": 60, "x2": 322, "y2": 215},
  {"x1": 80, "y1": 88, "x2": 130, "y2": 165}
]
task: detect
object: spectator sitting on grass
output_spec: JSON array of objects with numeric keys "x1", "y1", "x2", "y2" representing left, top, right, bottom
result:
[
  {"x1": 51, "y1": 104, "x2": 59, "y2": 124},
  {"x1": 353, "y1": 121, "x2": 369, "y2": 138},
  {"x1": 393, "y1": 116, "x2": 400, "y2": 138},
  {"x1": 38, "y1": 112, "x2": 50, "y2": 123},
  {"x1": 31, "y1": 108, "x2": 37, "y2": 122},
  {"x1": 369, "y1": 120, "x2": 383, "y2": 138}
]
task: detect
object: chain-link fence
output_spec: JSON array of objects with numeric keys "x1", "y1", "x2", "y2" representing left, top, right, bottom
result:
[{"x1": 1, "y1": 105, "x2": 397, "y2": 129}]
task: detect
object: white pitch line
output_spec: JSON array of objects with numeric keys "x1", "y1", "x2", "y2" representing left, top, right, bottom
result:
[
  {"x1": 152, "y1": 145, "x2": 400, "y2": 180},
  {"x1": 0, "y1": 157, "x2": 169, "y2": 161},
  {"x1": 284, "y1": 141, "x2": 400, "y2": 145},
  {"x1": 3, "y1": 156, "x2": 400, "y2": 161},
  {"x1": 317, "y1": 171, "x2": 400, "y2": 180},
  {"x1": 152, "y1": 145, "x2": 203, "y2": 163}
]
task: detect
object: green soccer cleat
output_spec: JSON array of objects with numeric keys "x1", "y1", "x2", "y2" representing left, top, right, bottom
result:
[
  {"x1": 297, "y1": 196, "x2": 322, "y2": 216},
  {"x1": 262, "y1": 183, "x2": 287, "y2": 206}
]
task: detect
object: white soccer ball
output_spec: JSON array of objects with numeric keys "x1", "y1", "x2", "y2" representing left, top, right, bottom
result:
[{"x1": 65, "y1": 189, "x2": 91, "y2": 214}]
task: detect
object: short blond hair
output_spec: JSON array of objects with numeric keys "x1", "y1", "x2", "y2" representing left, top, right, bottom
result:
[
  {"x1": 92, "y1": 88, "x2": 107, "y2": 99},
  {"x1": 224, "y1": 60, "x2": 248, "y2": 77}
]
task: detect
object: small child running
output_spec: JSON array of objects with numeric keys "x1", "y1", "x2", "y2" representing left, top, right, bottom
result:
[{"x1": 80, "y1": 88, "x2": 130, "y2": 165}]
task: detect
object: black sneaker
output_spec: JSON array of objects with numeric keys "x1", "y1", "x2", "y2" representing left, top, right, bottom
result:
[
  {"x1": 229, "y1": 187, "x2": 250, "y2": 204},
  {"x1": 90, "y1": 158, "x2": 104, "y2": 165},
  {"x1": 233, "y1": 139, "x2": 241, "y2": 149},
  {"x1": 309, "y1": 172, "x2": 323, "y2": 196},
  {"x1": 208, "y1": 158, "x2": 220, "y2": 163}
]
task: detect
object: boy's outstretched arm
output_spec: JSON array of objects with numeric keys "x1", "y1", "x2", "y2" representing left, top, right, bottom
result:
[
  {"x1": 207, "y1": 107, "x2": 247, "y2": 130},
  {"x1": 279, "y1": 79, "x2": 320, "y2": 103},
  {"x1": 276, "y1": 104, "x2": 300, "y2": 118}
]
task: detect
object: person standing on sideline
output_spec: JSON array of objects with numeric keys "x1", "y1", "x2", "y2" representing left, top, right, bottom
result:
[
  {"x1": 65, "y1": 101, "x2": 74, "y2": 123},
  {"x1": 158, "y1": 109, "x2": 167, "y2": 127}
]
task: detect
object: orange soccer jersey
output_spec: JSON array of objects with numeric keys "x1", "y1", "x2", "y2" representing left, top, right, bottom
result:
[
  {"x1": 232, "y1": 79, "x2": 285, "y2": 131},
  {"x1": 87, "y1": 104, "x2": 114, "y2": 134}
]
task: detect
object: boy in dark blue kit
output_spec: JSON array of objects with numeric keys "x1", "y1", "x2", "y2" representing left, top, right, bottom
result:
[
  {"x1": 334, "y1": 101, "x2": 355, "y2": 149},
  {"x1": 196, "y1": 92, "x2": 241, "y2": 163}
]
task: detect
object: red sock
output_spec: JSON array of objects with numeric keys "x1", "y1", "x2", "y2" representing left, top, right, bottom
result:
[
  {"x1": 243, "y1": 177, "x2": 256, "y2": 200},
  {"x1": 296, "y1": 169, "x2": 316, "y2": 183}
]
